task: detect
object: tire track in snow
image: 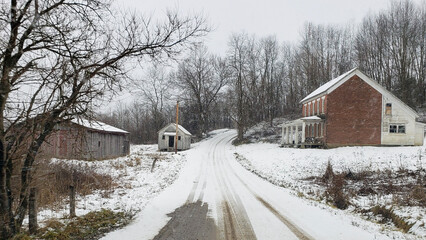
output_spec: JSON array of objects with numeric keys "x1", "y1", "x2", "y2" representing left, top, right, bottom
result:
[
  {"x1": 212, "y1": 136, "x2": 257, "y2": 240},
  {"x1": 186, "y1": 149, "x2": 207, "y2": 203},
  {"x1": 222, "y1": 136, "x2": 314, "y2": 240}
]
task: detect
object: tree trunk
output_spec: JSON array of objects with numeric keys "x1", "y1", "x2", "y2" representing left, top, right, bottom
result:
[
  {"x1": 28, "y1": 188, "x2": 37, "y2": 234},
  {"x1": 0, "y1": 137, "x2": 11, "y2": 238},
  {"x1": 69, "y1": 185, "x2": 76, "y2": 218}
]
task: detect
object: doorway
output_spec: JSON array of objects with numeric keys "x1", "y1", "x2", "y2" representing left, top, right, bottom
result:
[{"x1": 168, "y1": 136, "x2": 174, "y2": 148}]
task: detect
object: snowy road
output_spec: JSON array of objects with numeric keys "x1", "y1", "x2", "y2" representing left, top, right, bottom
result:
[{"x1": 104, "y1": 130, "x2": 388, "y2": 240}]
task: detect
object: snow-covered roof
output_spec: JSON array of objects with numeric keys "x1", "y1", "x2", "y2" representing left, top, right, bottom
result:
[
  {"x1": 301, "y1": 68, "x2": 357, "y2": 103},
  {"x1": 300, "y1": 67, "x2": 419, "y2": 118},
  {"x1": 301, "y1": 116, "x2": 322, "y2": 121},
  {"x1": 164, "y1": 132, "x2": 176, "y2": 136},
  {"x1": 177, "y1": 124, "x2": 192, "y2": 136},
  {"x1": 71, "y1": 118, "x2": 129, "y2": 134},
  {"x1": 159, "y1": 123, "x2": 192, "y2": 136}
]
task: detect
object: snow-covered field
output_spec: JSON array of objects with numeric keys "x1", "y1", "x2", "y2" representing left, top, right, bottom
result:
[
  {"x1": 233, "y1": 140, "x2": 426, "y2": 239},
  {"x1": 37, "y1": 144, "x2": 187, "y2": 225}
]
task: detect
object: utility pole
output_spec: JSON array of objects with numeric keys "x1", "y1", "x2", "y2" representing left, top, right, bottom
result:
[{"x1": 175, "y1": 100, "x2": 179, "y2": 154}]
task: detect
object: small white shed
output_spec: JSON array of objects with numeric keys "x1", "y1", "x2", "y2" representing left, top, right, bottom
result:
[{"x1": 158, "y1": 123, "x2": 192, "y2": 151}]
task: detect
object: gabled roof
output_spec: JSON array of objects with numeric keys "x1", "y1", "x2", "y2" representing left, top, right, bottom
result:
[
  {"x1": 158, "y1": 123, "x2": 192, "y2": 136},
  {"x1": 301, "y1": 68, "x2": 357, "y2": 103},
  {"x1": 71, "y1": 118, "x2": 129, "y2": 134},
  {"x1": 300, "y1": 68, "x2": 419, "y2": 118}
]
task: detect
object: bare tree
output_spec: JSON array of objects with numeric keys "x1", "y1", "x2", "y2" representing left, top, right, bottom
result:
[
  {"x1": 356, "y1": 0, "x2": 425, "y2": 108},
  {"x1": 0, "y1": 0, "x2": 208, "y2": 237},
  {"x1": 175, "y1": 44, "x2": 229, "y2": 137},
  {"x1": 227, "y1": 33, "x2": 250, "y2": 141},
  {"x1": 137, "y1": 64, "x2": 172, "y2": 134}
]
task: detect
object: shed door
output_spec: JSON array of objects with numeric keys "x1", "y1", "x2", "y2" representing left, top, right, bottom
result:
[{"x1": 168, "y1": 136, "x2": 174, "y2": 148}]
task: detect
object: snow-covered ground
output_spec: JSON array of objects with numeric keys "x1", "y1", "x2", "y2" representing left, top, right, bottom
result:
[
  {"x1": 234, "y1": 139, "x2": 426, "y2": 239},
  {"x1": 104, "y1": 129, "x2": 408, "y2": 240},
  {"x1": 37, "y1": 144, "x2": 188, "y2": 224},
  {"x1": 34, "y1": 125, "x2": 425, "y2": 239}
]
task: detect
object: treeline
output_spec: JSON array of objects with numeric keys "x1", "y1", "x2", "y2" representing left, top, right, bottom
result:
[{"x1": 100, "y1": 0, "x2": 425, "y2": 143}]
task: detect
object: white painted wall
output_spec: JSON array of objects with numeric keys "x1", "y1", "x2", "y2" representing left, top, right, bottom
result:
[
  {"x1": 158, "y1": 124, "x2": 191, "y2": 151},
  {"x1": 414, "y1": 123, "x2": 425, "y2": 146},
  {"x1": 381, "y1": 95, "x2": 418, "y2": 145}
]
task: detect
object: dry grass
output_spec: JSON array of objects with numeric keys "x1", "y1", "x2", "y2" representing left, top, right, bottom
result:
[
  {"x1": 368, "y1": 206, "x2": 415, "y2": 233},
  {"x1": 34, "y1": 159, "x2": 116, "y2": 209}
]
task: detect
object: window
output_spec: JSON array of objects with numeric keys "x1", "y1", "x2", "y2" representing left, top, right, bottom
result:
[
  {"x1": 308, "y1": 103, "x2": 311, "y2": 116},
  {"x1": 389, "y1": 124, "x2": 405, "y2": 134},
  {"x1": 317, "y1": 99, "x2": 320, "y2": 115},
  {"x1": 178, "y1": 136, "x2": 181, "y2": 140},
  {"x1": 385, "y1": 103, "x2": 392, "y2": 115},
  {"x1": 322, "y1": 97, "x2": 325, "y2": 114},
  {"x1": 162, "y1": 135, "x2": 165, "y2": 140}
]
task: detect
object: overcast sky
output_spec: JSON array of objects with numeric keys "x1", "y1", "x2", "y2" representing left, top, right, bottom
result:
[
  {"x1": 114, "y1": 0, "x2": 412, "y2": 55},
  {"x1": 105, "y1": 0, "x2": 421, "y2": 112}
]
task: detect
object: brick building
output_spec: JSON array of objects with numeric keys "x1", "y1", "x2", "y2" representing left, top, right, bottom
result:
[{"x1": 281, "y1": 68, "x2": 425, "y2": 148}]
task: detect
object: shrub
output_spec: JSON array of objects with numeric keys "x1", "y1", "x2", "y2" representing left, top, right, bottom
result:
[
  {"x1": 409, "y1": 185, "x2": 426, "y2": 207},
  {"x1": 322, "y1": 160, "x2": 334, "y2": 182},
  {"x1": 327, "y1": 174, "x2": 349, "y2": 210},
  {"x1": 322, "y1": 161, "x2": 349, "y2": 210}
]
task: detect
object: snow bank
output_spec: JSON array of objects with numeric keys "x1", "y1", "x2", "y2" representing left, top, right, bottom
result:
[{"x1": 234, "y1": 141, "x2": 426, "y2": 239}]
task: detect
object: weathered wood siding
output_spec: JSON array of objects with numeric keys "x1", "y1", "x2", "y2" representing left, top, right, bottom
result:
[
  {"x1": 41, "y1": 123, "x2": 129, "y2": 160},
  {"x1": 84, "y1": 130, "x2": 129, "y2": 160}
]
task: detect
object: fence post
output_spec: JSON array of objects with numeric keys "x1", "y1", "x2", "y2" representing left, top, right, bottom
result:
[
  {"x1": 29, "y1": 188, "x2": 37, "y2": 234},
  {"x1": 69, "y1": 185, "x2": 76, "y2": 218}
]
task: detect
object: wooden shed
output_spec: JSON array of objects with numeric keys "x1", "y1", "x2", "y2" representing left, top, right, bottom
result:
[
  {"x1": 41, "y1": 119, "x2": 130, "y2": 160},
  {"x1": 158, "y1": 123, "x2": 192, "y2": 151}
]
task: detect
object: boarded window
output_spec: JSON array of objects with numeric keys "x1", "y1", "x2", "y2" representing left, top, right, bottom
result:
[
  {"x1": 389, "y1": 124, "x2": 405, "y2": 134},
  {"x1": 385, "y1": 103, "x2": 392, "y2": 115}
]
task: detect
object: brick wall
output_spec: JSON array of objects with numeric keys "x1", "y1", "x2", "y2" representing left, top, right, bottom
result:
[{"x1": 325, "y1": 75, "x2": 382, "y2": 146}]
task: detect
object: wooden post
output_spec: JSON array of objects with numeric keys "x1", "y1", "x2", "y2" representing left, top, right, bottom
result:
[
  {"x1": 175, "y1": 100, "x2": 179, "y2": 154},
  {"x1": 29, "y1": 188, "x2": 37, "y2": 234},
  {"x1": 69, "y1": 185, "x2": 76, "y2": 218}
]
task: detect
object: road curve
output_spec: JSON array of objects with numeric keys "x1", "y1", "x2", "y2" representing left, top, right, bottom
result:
[{"x1": 104, "y1": 130, "x2": 388, "y2": 240}]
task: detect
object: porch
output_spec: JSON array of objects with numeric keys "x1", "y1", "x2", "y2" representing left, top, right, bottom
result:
[{"x1": 281, "y1": 116, "x2": 325, "y2": 148}]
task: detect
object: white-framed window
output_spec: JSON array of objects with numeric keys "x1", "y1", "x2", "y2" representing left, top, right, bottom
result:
[
  {"x1": 322, "y1": 96, "x2": 325, "y2": 114},
  {"x1": 389, "y1": 124, "x2": 405, "y2": 134}
]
